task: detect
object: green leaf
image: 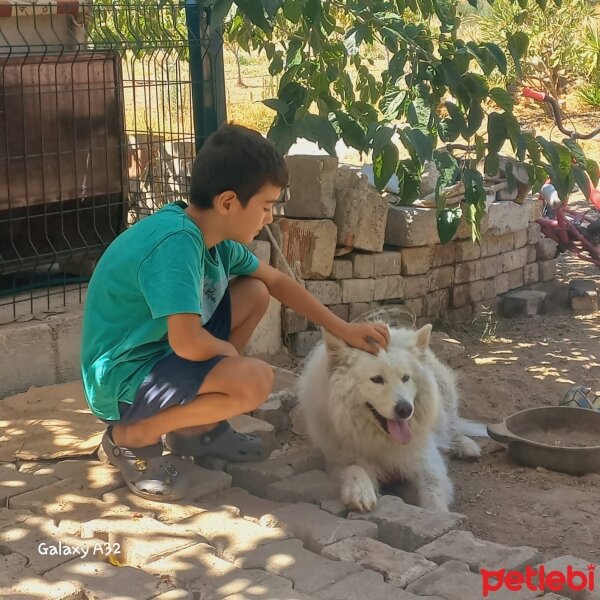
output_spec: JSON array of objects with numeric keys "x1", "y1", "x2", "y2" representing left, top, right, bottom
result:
[
  {"x1": 461, "y1": 73, "x2": 489, "y2": 102},
  {"x1": 475, "y1": 134, "x2": 486, "y2": 162},
  {"x1": 437, "y1": 207, "x2": 463, "y2": 244},
  {"x1": 484, "y1": 153, "x2": 500, "y2": 177},
  {"x1": 407, "y1": 98, "x2": 431, "y2": 128},
  {"x1": 298, "y1": 115, "x2": 338, "y2": 156},
  {"x1": 489, "y1": 87, "x2": 514, "y2": 112},
  {"x1": 267, "y1": 118, "x2": 298, "y2": 154},
  {"x1": 262, "y1": 0, "x2": 283, "y2": 18},
  {"x1": 335, "y1": 111, "x2": 369, "y2": 152},
  {"x1": 465, "y1": 101, "x2": 484, "y2": 138},
  {"x1": 396, "y1": 160, "x2": 422, "y2": 205},
  {"x1": 282, "y1": 0, "x2": 302, "y2": 23},
  {"x1": 586, "y1": 158, "x2": 600, "y2": 187},
  {"x1": 437, "y1": 118, "x2": 461, "y2": 142},
  {"x1": 487, "y1": 112, "x2": 508, "y2": 154},
  {"x1": 211, "y1": 0, "x2": 234, "y2": 24},
  {"x1": 380, "y1": 88, "x2": 406, "y2": 120},
  {"x1": 444, "y1": 101, "x2": 467, "y2": 137},
  {"x1": 433, "y1": 150, "x2": 460, "y2": 203},
  {"x1": 484, "y1": 43, "x2": 508, "y2": 75},
  {"x1": 400, "y1": 128, "x2": 434, "y2": 163},
  {"x1": 235, "y1": 0, "x2": 271, "y2": 32},
  {"x1": 373, "y1": 142, "x2": 400, "y2": 190},
  {"x1": 304, "y1": 0, "x2": 322, "y2": 25},
  {"x1": 286, "y1": 39, "x2": 303, "y2": 68},
  {"x1": 563, "y1": 139, "x2": 587, "y2": 168},
  {"x1": 261, "y1": 98, "x2": 289, "y2": 115},
  {"x1": 506, "y1": 31, "x2": 529, "y2": 79},
  {"x1": 372, "y1": 125, "x2": 396, "y2": 158}
]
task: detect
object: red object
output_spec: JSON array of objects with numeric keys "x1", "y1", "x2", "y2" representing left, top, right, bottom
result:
[{"x1": 522, "y1": 87, "x2": 547, "y2": 102}]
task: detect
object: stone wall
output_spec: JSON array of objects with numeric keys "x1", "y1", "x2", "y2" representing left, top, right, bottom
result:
[{"x1": 266, "y1": 155, "x2": 557, "y2": 357}]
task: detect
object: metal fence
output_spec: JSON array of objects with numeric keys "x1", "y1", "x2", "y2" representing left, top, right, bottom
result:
[{"x1": 0, "y1": 0, "x2": 225, "y2": 322}]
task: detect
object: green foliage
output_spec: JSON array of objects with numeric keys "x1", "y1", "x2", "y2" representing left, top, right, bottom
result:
[{"x1": 474, "y1": 0, "x2": 595, "y2": 97}]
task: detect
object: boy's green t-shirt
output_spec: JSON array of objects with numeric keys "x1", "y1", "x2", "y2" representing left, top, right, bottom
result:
[{"x1": 81, "y1": 201, "x2": 260, "y2": 421}]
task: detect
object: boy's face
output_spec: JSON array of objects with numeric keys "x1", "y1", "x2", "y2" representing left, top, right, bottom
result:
[{"x1": 230, "y1": 182, "x2": 284, "y2": 244}]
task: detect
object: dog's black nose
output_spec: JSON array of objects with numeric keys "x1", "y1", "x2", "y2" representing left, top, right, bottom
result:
[{"x1": 394, "y1": 400, "x2": 413, "y2": 420}]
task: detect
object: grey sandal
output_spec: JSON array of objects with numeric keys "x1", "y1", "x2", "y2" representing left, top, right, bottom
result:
[
  {"x1": 102, "y1": 427, "x2": 188, "y2": 501},
  {"x1": 164, "y1": 421, "x2": 266, "y2": 462}
]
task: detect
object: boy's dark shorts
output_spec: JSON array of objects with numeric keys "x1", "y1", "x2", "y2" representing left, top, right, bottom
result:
[{"x1": 105, "y1": 289, "x2": 231, "y2": 425}]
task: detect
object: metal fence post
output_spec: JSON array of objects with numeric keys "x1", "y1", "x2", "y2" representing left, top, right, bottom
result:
[{"x1": 185, "y1": 0, "x2": 227, "y2": 154}]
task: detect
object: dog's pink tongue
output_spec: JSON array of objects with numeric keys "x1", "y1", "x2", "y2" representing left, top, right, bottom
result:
[{"x1": 386, "y1": 419, "x2": 412, "y2": 444}]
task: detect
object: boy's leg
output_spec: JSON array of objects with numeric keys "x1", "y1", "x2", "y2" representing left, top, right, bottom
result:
[{"x1": 112, "y1": 276, "x2": 273, "y2": 448}]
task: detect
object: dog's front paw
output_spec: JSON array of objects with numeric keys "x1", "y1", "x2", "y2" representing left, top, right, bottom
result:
[
  {"x1": 340, "y1": 467, "x2": 378, "y2": 512},
  {"x1": 455, "y1": 435, "x2": 482, "y2": 459}
]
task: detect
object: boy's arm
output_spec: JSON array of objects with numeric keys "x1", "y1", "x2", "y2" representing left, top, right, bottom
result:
[
  {"x1": 250, "y1": 261, "x2": 389, "y2": 354},
  {"x1": 168, "y1": 314, "x2": 238, "y2": 361}
]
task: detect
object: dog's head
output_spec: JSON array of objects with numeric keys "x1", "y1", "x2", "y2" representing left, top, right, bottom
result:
[{"x1": 323, "y1": 323, "x2": 438, "y2": 445}]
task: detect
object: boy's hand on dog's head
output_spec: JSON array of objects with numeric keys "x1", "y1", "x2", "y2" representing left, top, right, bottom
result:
[{"x1": 340, "y1": 322, "x2": 390, "y2": 355}]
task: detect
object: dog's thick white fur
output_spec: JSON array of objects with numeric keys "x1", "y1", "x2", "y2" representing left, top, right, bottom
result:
[{"x1": 297, "y1": 324, "x2": 483, "y2": 513}]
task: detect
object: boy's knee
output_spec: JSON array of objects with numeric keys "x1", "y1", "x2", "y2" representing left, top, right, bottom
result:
[
  {"x1": 246, "y1": 277, "x2": 270, "y2": 313},
  {"x1": 241, "y1": 358, "x2": 273, "y2": 411}
]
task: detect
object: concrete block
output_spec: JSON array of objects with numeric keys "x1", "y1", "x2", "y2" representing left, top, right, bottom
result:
[
  {"x1": 373, "y1": 275, "x2": 405, "y2": 301},
  {"x1": 527, "y1": 222, "x2": 543, "y2": 244},
  {"x1": 267, "y1": 470, "x2": 339, "y2": 504},
  {"x1": 452, "y1": 281, "x2": 485, "y2": 308},
  {"x1": 306, "y1": 281, "x2": 343, "y2": 305},
  {"x1": 524, "y1": 263, "x2": 540, "y2": 286},
  {"x1": 481, "y1": 232, "x2": 514, "y2": 258},
  {"x1": 404, "y1": 297, "x2": 424, "y2": 317},
  {"x1": 385, "y1": 206, "x2": 439, "y2": 247},
  {"x1": 527, "y1": 245, "x2": 538, "y2": 263},
  {"x1": 416, "y1": 530, "x2": 540, "y2": 573},
  {"x1": 282, "y1": 307, "x2": 308, "y2": 335},
  {"x1": 348, "y1": 302, "x2": 370, "y2": 321},
  {"x1": 526, "y1": 196, "x2": 543, "y2": 221},
  {"x1": 289, "y1": 331, "x2": 322, "y2": 357},
  {"x1": 47, "y1": 310, "x2": 83, "y2": 382},
  {"x1": 270, "y1": 218, "x2": 337, "y2": 279},
  {"x1": 0, "y1": 320, "x2": 56, "y2": 396},
  {"x1": 401, "y1": 246, "x2": 433, "y2": 275},
  {"x1": 335, "y1": 188, "x2": 389, "y2": 252},
  {"x1": 332, "y1": 259, "x2": 353, "y2": 279},
  {"x1": 284, "y1": 155, "x2": 338, "y2": 218},
  {"x1": 536, "y1": 238, "x2": 558, "y2": 261},
  {"x1": 569, "y1": 279, "x2": 599, "y2": 313},
  {"x1": 350, "y1": 252, "x2": 375, "y2": 278},
  {"x1": 514, "y1": 229, "x2": 528, "y2": 249},
  {"x1": 431, "y1": 242, "x2": 456, "y2": 267},
  {"x1": 538, "y1": 258, "x2": 559, "y2": 282},
  {"x1": 423, "y1": 290, "x2": 450, "y2": 317},
  {"x1": 454, "y1": 239, "x2": 481, "y2": 262},
  {"x1": 502, "y1": 248, "x2": 528, "y2": 273},
  {"x1": 428, "y1": 266, "x2": 454, "y2": 290},
  {"x1": 336, "y1": 164, "x2": 370, "y2": 195},
  {"x1": 46, "y1": 560, "x2": 166, "y2": 600},
  {"x1": 226, "y1": 445, "x2": 325, "y2": 496},
  {"x1": 234, "y1": 538, "x2": 362, "y2": 595},
  {"x1": 507, "y1": 267, "x2": 525, "y2": 290},
  {"x1": 341, "y1": 278, "x2": 375, "y2": 303},
  {"x1": 347, "y1": 495, "x2": 466, "y2": 552},
  {"x1": 487, "y1": 201, "x2": 530, "y2": 235},
  {"x1": 248, "y1": 239, "x2": 272, "y2": 264},
  {"x1": 501, "y1": 290, "x2": 547, "y2": 317},
  {"x1": 259, "y1": 502, "x2": 377, "y2": 553},
  {"x1": 246, "y1": 296, "x2": 282, "y2": 356},
  {"x1": 404, "y1": 274, "x2": 430, "y2": 299},
  {"x1": 180, "y1": 508, "x2": 291, "y2": 562},
  {"x1": 322, "y1": 536, "x2": 437, "y2": 588},
  {"x1": 374, "y1": 250, "x2": 402, "y2": 275},
  {"x1": 407, "y1": 560, "x2": 540, "y2": 600},
  {"x1": 315, "y1": 570, "x2": 423, "y2": 600}
]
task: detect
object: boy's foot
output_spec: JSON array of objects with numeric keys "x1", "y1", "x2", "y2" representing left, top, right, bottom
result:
[
  {"x1": 164, "y1": 421, "x2": 266, "y2": 462},
  {"x1": 102, "y1": 427, "x2": 188, "y2": 501}
]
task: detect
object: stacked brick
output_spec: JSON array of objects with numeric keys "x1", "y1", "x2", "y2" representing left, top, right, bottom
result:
[{"x1": 268, "y1": 156, "x2": 557, "y2": 356}]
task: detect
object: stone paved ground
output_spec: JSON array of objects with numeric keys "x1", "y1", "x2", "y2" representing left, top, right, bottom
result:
[{"x1": 1, "y1": 368, "x2": 597, "y2": 600}]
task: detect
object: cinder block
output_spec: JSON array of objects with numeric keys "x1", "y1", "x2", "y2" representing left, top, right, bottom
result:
[
  {"x1": 350, "y1": 253, "x2": 375, "y2": 278},
  {"x1": 452, "y1": 282, "x2": 485, "y2": 308},
  {"x1": 487, "y1": 201, "x2": 530, "y2": 235},
  {"x1": 501, "y1": 290, "x2": 547, "y2": 317},
  {"x1": 536, "y1": 238, "x2": 558, "y2": 261},
  {"x1": 284, "y1": 155, "x2": 339, "y2": 218},
  {"x1": 423, "y1": 290, "x2": 450, "y2": 317},
  {"x1": 306, "y1": 281, "x2": 343, "y2": 305},
  {"x1": 373, "y1": 275, "x2": 405, "y2": 301},
  {"x1": 428, "y1": 266, "x2": 454, "y2": 290},
  {"x1": 538, "y1": 258, "x2": 558, "y2": 282},
  {"x1": 373, "y1": 250, "x2": 402, "y2": 275},
  {"x1": 527, "y1": 222, "x2": 543, "y2": 244},
  {"x1": 270, "y1": 218, "x2": 337, "y2": 279},
  {"x1": 501, "y1": 248, "x2": 528, "y2": 273},
  {"x1": 401, "y1": 246, "x2": 433, "y2": 275},
  {"x1": 507, "y1": 268, "x2": 525, "y2": 290},
  {"x1": 332, "y1": 259, "x2": 353, "y2": 279},
  {"x1": 342, "y1": 279, "x2": 375, "y2": 303},
  {"x1": 404, "y1": 274, "x2": 430, "y2": 299},
  {"x1": 527, "y1": 245, "x2": 537, "y2": 263},
  {"x1": 454, "y1": 239, "x2": 481, "y2": 262},
  {"x1": 513, "y1": 229, "x2": 528, "y2": 249},
  {"x1": 569, "y1": 279, "x2": 599, "y2": 313},
  {"x1": 329, "y1": 304, "x2": 350, "y2": 321},
  {"x1": 431, "y1": 242, "x2": 456, "y2": 267},
  {"x1": 524, "y1": 263, "x2": 539, "y2": 286}
]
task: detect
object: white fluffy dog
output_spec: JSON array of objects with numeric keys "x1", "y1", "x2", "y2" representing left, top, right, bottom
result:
[{"x1": 297, "y1": 323, "x2": 483, "y2": 513}]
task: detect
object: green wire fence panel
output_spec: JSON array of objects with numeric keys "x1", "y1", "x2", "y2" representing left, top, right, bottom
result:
[{"x1": 0, "y1": 0, "x2": 226, "y2": 322}]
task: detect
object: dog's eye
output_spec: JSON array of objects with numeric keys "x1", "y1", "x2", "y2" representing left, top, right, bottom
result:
[
  {"x1": 370, "y1": 375, "x2": 385, "y2": 384},
  {"x1": 402, "y1": 375, "x2": 410, "y2": 382}
]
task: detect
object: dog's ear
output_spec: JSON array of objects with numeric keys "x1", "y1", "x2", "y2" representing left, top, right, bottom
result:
[
  {"x1": 322, "y1": 328, "x2": 350, "y2": 365},
  {"x1": 415, "y1": 323, "x2": 433, "y2": 350}
]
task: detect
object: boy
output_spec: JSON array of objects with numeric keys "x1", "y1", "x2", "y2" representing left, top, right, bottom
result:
[{"x1": 81, "y1": 124, "x2": 389, "y2": 502}]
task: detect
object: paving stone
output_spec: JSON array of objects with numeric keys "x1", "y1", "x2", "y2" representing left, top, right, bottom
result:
[
  {"x1": 101, "y1": 487, "x2": 204, "y2": 524},
  {"x1": 0, "y1": 464, "x2": 58, "y2": 504},
  {"x1": 153, "y1": 590, "x2": 193, "y2": 600},
  {"x1": 322, "y1": 536, "x2": 437, "y2": 588},
  {"x1": 222, "y1": 587, "x2": 314, "y2": 600},
  {"x1": 501, "y1": 290, "x2": 547, "y2": 317},
  {"x1": 315, "y1": 569, "x2": 423, "y2": 600},
  {"x1": 416, "y1": 530, "x2": 540, "y2": 572},
  {"x1": 226, "y1": 445, "x2": 325, "y2": 496},
  {"x1": 79, "y1": 514, "x2": 204, "y2": 567},
  {"x1": 535, "y1": 555, "x2": 600, "y2": 600},
  {"x1": 259, "y1": 502, "x2": 378, "y2": 553},
  {"x1": 19, "y1": 459, "x2": 123, "y2": 496},
  {"x1": 234, "y1": 538, "x2": 362, "y2": 595},
  {"x1": 1, "y1": 553, "x2": 83, "y2": 600},
  {"x1": 347, "y1": 495, "x2": 466, "y2": 552},
  {"x1": 46, "y1": 559, "x2": 169, "y2": 600},
  {"x1": 267, "y1": 470, "x2": 339, "y2": 504},
  {"x1": 0, "y1": 514, "x2": 105, "y2": 575},
  {"x1": 200, "y1": 487, "x2": 292, "y2": 522},
  {"x1": 406, "y1": 559, "x2": 540, "y2": 600},
  {"x1": 180, "y1": 508, "x2": 291, "y2": 563},
  {"x1": 0, "y1": 506, "x2": 38, "y2": 530}
]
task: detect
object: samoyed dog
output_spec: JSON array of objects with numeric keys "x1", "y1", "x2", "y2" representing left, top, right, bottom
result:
[{"x1": 297, "y1": 323, "x2": 485, "y2": 513}]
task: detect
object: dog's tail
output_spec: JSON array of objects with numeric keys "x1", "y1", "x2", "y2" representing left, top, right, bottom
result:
[{"x1": 457, "y1": 418, "x2": 489, "y2": 438}]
